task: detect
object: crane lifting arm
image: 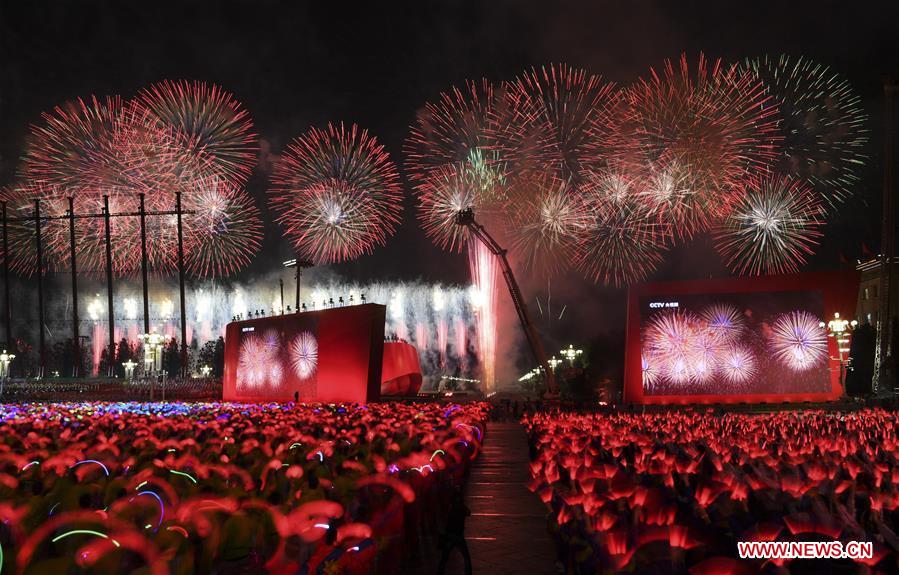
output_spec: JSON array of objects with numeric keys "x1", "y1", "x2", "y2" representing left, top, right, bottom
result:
[{"x1": 455, "y1": 208, "x2": 558, "y2": 395}]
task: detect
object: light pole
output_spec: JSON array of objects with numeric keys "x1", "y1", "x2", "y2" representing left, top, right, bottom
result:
[
  {"x1": 821, "y1": 312, "x2": 858, "y2": 392},
  {"x1": 0, "y1": 349, "x2": 14, "y2": 397},
  {"x1": 560, "y1": 344, "x2": 583, "y2": 366},
  {"x1": 200, "y1": 364, "x2": 212, "y2": 378},
  {"x1": 548, "y1": 356, "x2": 563, "y2": 370},
  {"x1": 283, "y1": 258, "x2": 314, "y2": 312},
  {"x1": 139, "y1": 332, "x2": 167, "y2": 401}
]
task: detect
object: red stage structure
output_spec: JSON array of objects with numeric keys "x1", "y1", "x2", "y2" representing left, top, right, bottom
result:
[
  {"x1": 625, "y1": 271, "x2": 860, "y2": 405},
  {"x1": 223, "y1": 303, "x2": 423, "y2": 402},
  {"x1": 380, "y1": 341, "x2": 423, "y2": 396}
]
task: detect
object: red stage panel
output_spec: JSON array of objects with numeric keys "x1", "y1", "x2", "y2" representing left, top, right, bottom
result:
[
  {"x1": 223, "y1": 304, "x2": 386, "y2": 403},
  {"x1": 380, "y1": 341, "x2": 423, "y2": 396},
  {"x1": 624, "y1": 272, "x2": 860, "y2": 405}
]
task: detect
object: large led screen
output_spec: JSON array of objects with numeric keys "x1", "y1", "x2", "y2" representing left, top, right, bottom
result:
[
  {"x1": 223, "y1": 304, "x2": 386, "y2": 403},
  {"x1": 624, "y1": 272, "x2": 859, "y2": 405},
  {"x1": 639, "y1": 291, "x2": 829, "y2": 397},
  {"x1": 233, "y1": 315, "x2": 320, "y2": 399}
]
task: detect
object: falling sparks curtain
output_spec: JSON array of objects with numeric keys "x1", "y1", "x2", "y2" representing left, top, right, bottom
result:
[{"x1": 468, "y1": 241, "x2": 498, "y2": 393}]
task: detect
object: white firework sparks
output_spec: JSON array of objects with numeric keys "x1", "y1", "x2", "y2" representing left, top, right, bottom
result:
[
  {"x1": 644, "y1": 309, "x2": 723, "y2": 386},
  {"x1": 508, "y1": 174, "x2": 587, "y2": 275},
  {"x1": 237, "y1": 335, "x2": 271, "y2": 390},
  {"x1": 588, "y1": 169, "x2": 632, "y2": 206},
  {"x1": 769, "y1": 310, "x2": 828, "y2": 371},
  {"x1": 690, "y1": 329, "x2": 720, "y2": 384},
  {"x1": 415, "y1": 161, "x2": 505, "y2": 253},
  {"x1": 718, "y1": 345, "x2": 758, "y2": 386},
  {"x1": 714, "y1": 176, "x2": 823, "y2": 276},
  {"x1": 641, "y1": 353, "x2": 661, "y2": 391},
  {"x1": 269, "y1": 361, "x2": 284, "y2": 387},
  {"x1": 701, "y1": 303, "x2": 746, "y2": 344},
  {"x1": 263, "y1": 329, "x2": 281, "y2": 354},
  {"x1": 290, "y1": 331, "x2": 319, "y2": 380}
]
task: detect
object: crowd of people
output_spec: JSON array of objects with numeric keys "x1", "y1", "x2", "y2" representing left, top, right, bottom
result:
[
  {"x1": 0, "y1": 400, "x2": 487, "y2": 574},
  {"x1": 0, "y1": 377, "x2": 223, "y2": 403},
  {"x1": 524, "y1": 409, "x2": 899, "y2": 574}
]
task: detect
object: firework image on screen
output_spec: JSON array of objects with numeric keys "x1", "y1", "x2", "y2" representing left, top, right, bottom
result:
[
  {"x1": 640, "y1": 291, "x2": 829, "y2": 396},
  {"x1": 236, "y1": 317, "x2": 319, "y2": 399}
]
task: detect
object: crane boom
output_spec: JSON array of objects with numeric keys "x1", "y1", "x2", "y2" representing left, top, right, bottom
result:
[{"x1": 455, "y1": 208, "x2": 558, "y2": 395}]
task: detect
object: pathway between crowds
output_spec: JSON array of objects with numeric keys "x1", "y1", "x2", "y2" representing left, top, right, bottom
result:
[
  {"x1": 463, "y1": 422, "x2": 559, "y2": 574},
  {"x1": 410, "y1": 422, "x2": 558, "y2": 574}
]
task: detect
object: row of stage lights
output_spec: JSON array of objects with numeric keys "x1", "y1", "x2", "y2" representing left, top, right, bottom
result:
[{"x1": 231, "y1": 293, "x2": 368, "y2": 322}]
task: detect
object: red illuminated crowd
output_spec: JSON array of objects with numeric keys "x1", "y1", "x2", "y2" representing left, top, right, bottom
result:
[
  {"x1": 524, "y1": 409, "x2": 899, "y2": 574},
  {"x1": 0, "y1": 401, "x2": 487, "y2": 574}
]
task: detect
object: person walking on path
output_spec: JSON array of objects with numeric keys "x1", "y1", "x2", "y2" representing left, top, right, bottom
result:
[{"x1": 437, "y1": 490, "x2": 472, "y2": 575}]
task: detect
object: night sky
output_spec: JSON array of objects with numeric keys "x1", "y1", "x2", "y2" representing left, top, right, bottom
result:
[{"x1": 1, "y1": 1, "x2": 897, "y2": 372}]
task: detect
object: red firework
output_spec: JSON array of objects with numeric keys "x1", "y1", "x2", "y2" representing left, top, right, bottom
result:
[
  {"x1": 415, "y1": 162, "x2": 506, "y2": 253},
  {"x1": 573, "y1": 169, "x2": 672, "y2": 287},
  {"x1": 0, "y1": 184, "x2": 64, "y2": 276},
  {"x1": 21, "y1": 96, "x2": 122, "y2": 191},
  {"x1": 506, "y1": 171, "x2": 588, "y2": 276},
  {"x1": 13, "y1": 86, "x2": 261, "y2": 278},
  {"x1": 616, "y1": 53, "x2": 781, "y2": 239},
  {"x1": 16, "y1": 97, "x2": 193, "y2": 275},
  {"x1": 269, "y1": 123, "x2": 402, "y2": 264},
  {"x1": 183, "y1": 176, "x2": 263, "y2": 278},
  {"x1": 405, "y1": 80, "x2": 511, "y2": 253},
  {"x1": 17, "y1": 96, "x2": 128, "y2": 274},
  {"x1": 404, "y1": 79, "x2": 500, "y2": 184},
  {"x1": 496, "y1": 63, "x2": 620, "y2": 181},
  {"x1": 138, "y1": 80, "x2": 257, "y2": 188}
]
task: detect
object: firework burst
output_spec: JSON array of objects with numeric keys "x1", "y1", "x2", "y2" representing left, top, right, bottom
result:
[
  {"x1": 718, "y1": 345, "x2": 758, "y2": 386},
  {"x1": 139, "y1": 80, "x2": 257, "y2": 187},
  {"x1": 497, "y1": 64, "x2": 620, "y2": 181},
  {"x1": 17, "y1": 97, "x2": 165, "y2": 274},
  {"x1": 714, "y1": 175, "x2": 824, "y2": 276},
  {"x1": 290, "y1": 331, "x2": 318, "y2": 379},
  {"x1": 237, "y1": 334, "x2": 278, "y2": 390},
  {"x1": 742, "y1": 55, "x2": 868, "y2": 208},
  {"x1": 641, "y1": 353, "x2": 662, "y2": 390},
  {"x1": 270, "y1": 123, "x2": 402, "y2": 264},
  {"x1": 14, "y1": 92, "x2": 261, "y2": 278},
  {"x1": 587, "y1": 169, "x2": 633, "y2": 206},
  {"x1": 701, "y1": 303, "x2": 746, "y2": 344},
  {"x1": 690, "y1": 328, "x2": 721, "y2": 384},
  {"x1": 573, "y1": 171, "x2": 671, "y2": 287},
  {"x1": 0, "y1": 185, "x2": 55, "y2": 276},
  {"x1": 263, "y1": 329, "x2": 281, "y2": 353},
  {"x1": 769, "y1": 310, "x2": 828, "y2": 371},
  {"x1": 406, "y1": 80, "x2": 510, "y2": 253},
  {"x1": 405, "y1": 79, "x2": 500, "y2": 182},
  {"x1": 506, "y1": 172, "x2": 589, "y2": 275},
  {"x1": 183, "y1": 176, "x2": 263, "y2": 278},
  {"x1": 643, "y1": 308, "x2": 746, "y2": 387},
  {"x1": 415, "y1": 161, "x2": 505, "y2": 252},
  {"x1": 619, "y1": 53, "x2": 780, "y2": 239},
  {"x1": 644, "y1": 309, "x2": 703, "y2": 386}
]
